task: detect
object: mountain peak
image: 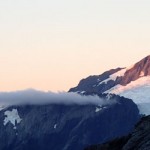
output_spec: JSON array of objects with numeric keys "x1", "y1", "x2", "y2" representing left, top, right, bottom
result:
[
  {"x1": 110, "y1": 55, "x2": 150, "y2": 86},
  {"x1": 137, "y1": 55, "x2": 150, "y2": 65},
  {"x1": 126, "y1": 55, "x2": 150, "y2": 78},
  {"x1": 143, "y1": 55, "x2": 150, "y2": 59},
  {"x1": 139, "y1": 55, "x2": 150, "y2": 66}
]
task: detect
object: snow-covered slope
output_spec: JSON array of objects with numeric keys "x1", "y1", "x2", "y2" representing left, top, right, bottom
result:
[
  {"x1": 98, "y1": 68, "x2": 127, "y2": 85},
  {"x1": 105, "y1": 76, "x2": 150, "y2": 103},
  {"x1": 105, "y1": 76, "x2": 150, "y2": 115}
]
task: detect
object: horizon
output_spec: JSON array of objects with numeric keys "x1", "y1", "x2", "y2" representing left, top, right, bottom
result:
[
  {"x1": 0, "y1": 0, "x2": 150, "y2": 92},
  {"x1": 0, "y1": 54, "x2": 149, "y2": 93}
]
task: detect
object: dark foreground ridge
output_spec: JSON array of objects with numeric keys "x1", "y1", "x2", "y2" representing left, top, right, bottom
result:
[
  {"x1": 84, "y1": 115, "x2": 150, "y2": 150},
  {"x1": 0, "y1": 95, "x2": 139, "y2": 150}
]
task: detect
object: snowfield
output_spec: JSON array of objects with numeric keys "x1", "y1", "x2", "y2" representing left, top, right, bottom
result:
[
  {"x1": 105, "y1": 76, "x2": 150, "y2": 115},
  {"x1": 4, "y1": 109, "x2": 22, "y2": 129}
]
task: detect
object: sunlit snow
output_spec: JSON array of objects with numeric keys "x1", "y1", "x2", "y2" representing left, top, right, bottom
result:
[
  {"x1": 105, "y1": 76, "x2": 150, "y2": 115},
  {"x1": 98, "y1": 68, "x2": 127, "y2": 85},
  {"x1": 140, "y1": 71, "x2": 145, "y2": 77}
]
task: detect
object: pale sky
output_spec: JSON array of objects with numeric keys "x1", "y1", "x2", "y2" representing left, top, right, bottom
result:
[{"x1": 0, "y1": 0, "x2": 150, "y2": 92}]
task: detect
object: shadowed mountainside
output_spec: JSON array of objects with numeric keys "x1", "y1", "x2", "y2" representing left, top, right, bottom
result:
[
  {"x1": 0, "y1": 95, "x2": 140, "y2": 150},
  {"x1": 84, "y1": 115, "x2": 150, "y2": 150}
]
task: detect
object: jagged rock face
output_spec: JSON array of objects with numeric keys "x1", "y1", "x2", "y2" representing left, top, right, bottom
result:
[
  {"x1": 69, "y1": 68, "x2": 122, "y2": 94},
  {"x1": 122, "y1": 116, "x2": 150, "y2": 150},
  {"x1": 84, "y1": 116, "x2": 150, "y2": 150},
  {"x1": 0, "y1": 95, "x2": 139, "y2": 150},
  {"x1": 117, "y1": 55, "x2": 150, "y2": 85}
]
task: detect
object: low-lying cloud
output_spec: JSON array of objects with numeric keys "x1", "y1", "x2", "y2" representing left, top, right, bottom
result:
[{"x1": 0, "y1": 89, "x2": 115, "y2": 106}]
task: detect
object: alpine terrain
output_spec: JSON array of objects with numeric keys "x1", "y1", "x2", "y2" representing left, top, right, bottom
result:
[
  {"x1": 69, "y1": 55, "x2": 150, "y2": 115},
  {"x1": 84, "y1": 115, "x2": 150, "y2": 150},
  {"x1": 1, "y1": 56, "x2": 150, "y2": 150},
  {"x1": 0, "y1": 92, "x2": 139, "y2": 150}
]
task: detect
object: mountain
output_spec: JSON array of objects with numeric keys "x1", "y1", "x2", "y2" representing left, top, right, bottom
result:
[
  {"x1": 1, "y1": 56, "x2": 149, "y2": 150},
  {"x1": 69, "y1": 68, "x2": 123, "y2": 94},
  {"x1": 0, "y1": 94, "x2": 139, "y2": 150},
  {"x1": 84, "y1": 115, "x2": 150, "y2": 150},
  {"x1": 69, "y1": 55, "x2": 150, "y2": 115}
]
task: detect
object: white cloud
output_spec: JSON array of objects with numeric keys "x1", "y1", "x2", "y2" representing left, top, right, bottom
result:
[{"x1": 0, "y1": 89, "x2": 116, "y2": 107}]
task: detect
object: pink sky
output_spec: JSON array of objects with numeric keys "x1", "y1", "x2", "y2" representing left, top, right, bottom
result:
[{"x1": 0, "y1": 0, "x2": 150, "y2": 92}]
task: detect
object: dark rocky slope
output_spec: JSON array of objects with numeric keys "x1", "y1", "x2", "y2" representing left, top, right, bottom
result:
[
  {"x1": 84, "y1": 115, "x2": 150, "y2": 150},
  {"x1": 69, "y1": 68, "x2": 122, "y2": 94},
  {"x1": 0, "y1": 95, "x2": 140, "y2": 150}
]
